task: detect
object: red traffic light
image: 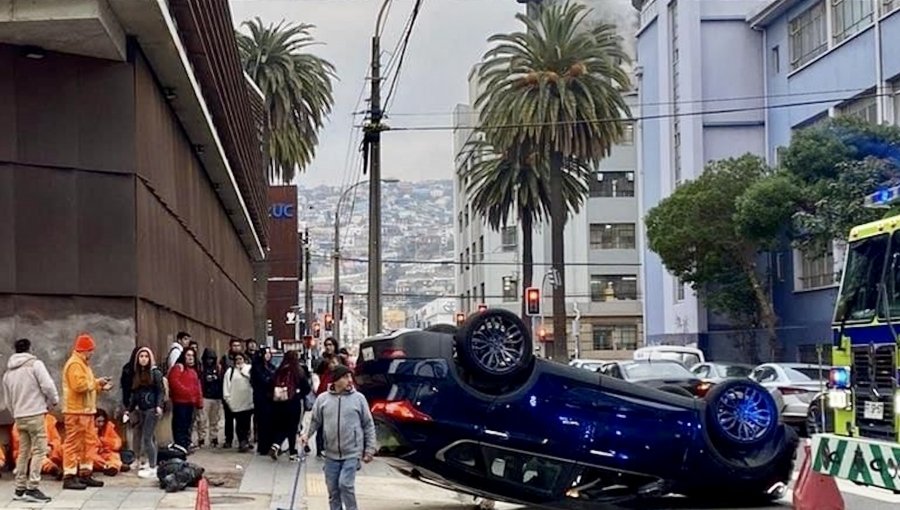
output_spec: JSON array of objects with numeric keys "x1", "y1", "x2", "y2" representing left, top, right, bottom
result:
[
  {"x1": 525, "y1": 287, "x2": 541, "y2": 316},
  {"x1": 477, "y1": 303, "x2": 487, "y2": 313},
  {"x1": 455, "y1": 312, "x2": 465, "y2": 325}
]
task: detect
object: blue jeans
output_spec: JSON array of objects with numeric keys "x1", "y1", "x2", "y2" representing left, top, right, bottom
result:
[{"x1": 323, "y1": 458, "x2": 360, "y2": 510}]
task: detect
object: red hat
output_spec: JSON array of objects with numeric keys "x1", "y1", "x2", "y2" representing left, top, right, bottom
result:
[{"x1": 74, "y1": 334, "x2": 96, "y2": 352}]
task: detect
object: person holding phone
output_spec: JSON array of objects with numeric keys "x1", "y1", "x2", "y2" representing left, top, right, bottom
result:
[{"x1": 61, "y1": 333, "x2": 113, "y2": 490}]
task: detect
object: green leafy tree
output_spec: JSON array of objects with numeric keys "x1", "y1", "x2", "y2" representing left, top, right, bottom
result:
[
  {"x1": 463, "y1": 138, "x2": 592, "y2": 321},
  {"x1": 476, "y1": 1, "x2": 631, "y2": 358},
  {"x1": 237, "y1": 18, "x2": 336, "y2": 183},
  {"x1": 646, "y1": 155, "x2": 802, "y2": 357}
]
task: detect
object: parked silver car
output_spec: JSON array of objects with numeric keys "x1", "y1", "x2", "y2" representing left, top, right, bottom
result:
[
  {"x1": 690, "y1": 362, "x2": 754, "y2": 383},
  {"x1": 749, "y1": 363, "x2": 830, "y2": 433}
]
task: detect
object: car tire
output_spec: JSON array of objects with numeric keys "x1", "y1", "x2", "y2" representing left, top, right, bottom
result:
[
  {"x1": 455, "y1": 309, "x2": 533, "y2": 383},
  {"x1": 705, "y1": 379, "x2": 779, "y2": 451},
  {"x1": 806, "y1": 394, "x2": 833, "y2": 435},
  {"x1": 657, "y1": 385, "x2": 694, "y2": 398}
]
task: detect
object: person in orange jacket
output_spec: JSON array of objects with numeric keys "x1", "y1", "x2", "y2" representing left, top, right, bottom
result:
[
  {"x1": 61, "y1": 333, "x2": 112, "y2": 491},
  {"x1": 11, "y1": 414, "x2": 64, "y2": 479},
  {"x1": 91, "y1": 410, "x2": 125, "y2": 476}
]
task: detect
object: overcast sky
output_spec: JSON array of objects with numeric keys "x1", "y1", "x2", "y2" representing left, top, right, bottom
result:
[{"x1": 228, "y1": 0, "x2": 523, "y2": 187}]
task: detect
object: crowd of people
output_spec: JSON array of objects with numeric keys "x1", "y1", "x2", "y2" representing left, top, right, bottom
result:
[{"x1": 0, "y1": 331, "x2": 362, "y2": 505}]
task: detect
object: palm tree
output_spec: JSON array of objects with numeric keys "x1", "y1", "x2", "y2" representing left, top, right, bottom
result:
[
  {"x1": 237, "y1": 17, "x2": 336, "y2": 183},
  {"x1": 475, "y1": 1, "x2": 631, "y2": 359},
  {"x1": 463, "y1": 138, "x2": 592, "y2": 322}
]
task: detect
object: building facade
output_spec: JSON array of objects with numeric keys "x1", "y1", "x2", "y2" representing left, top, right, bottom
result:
[
  {"x1": 634, "y1": 0, "x2": 900, "y2": 360},
  {"x1": 0, "y1": 0, "x2": 267, "y2": 404},
  {"x1": 266, "y1": 186, "x2": 299, "y2": 348},
  {"x1": 409, "y1": 298, "x2": 457, "y2": 329},
  {"x1": 454, "y1": 67, "x2": 643, "y2": 360}
]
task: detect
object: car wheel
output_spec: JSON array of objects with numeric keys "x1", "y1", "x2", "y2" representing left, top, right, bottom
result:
[
  {"x1": 806, "y1": 395, "x2": 832, "y2": 435},
  {"x1": 657, "y1": 385, "x2": 694, "y2": 398},
  {"x1": 455, "y1": 309, "x2": 533, "y2": 382},
  {"x1": 705, "y1": 379, "x2": 778, "y2": 450}
]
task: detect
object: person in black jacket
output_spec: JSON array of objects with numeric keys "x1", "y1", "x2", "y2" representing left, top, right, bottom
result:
[
  {"x1": 250, "y1": 347, "x2": 276, "y2": 455},
  {"x1": 121, "y1": 346, "x2": 165, "y2": 478},
  {"x1": 269, "y1": 350, "x2": 312, "y2": 462},
  {"x1": 197, "y1": 348, "x2": 223, "y2": 447}
]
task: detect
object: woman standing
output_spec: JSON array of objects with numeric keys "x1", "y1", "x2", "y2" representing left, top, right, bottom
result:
[
  {"x1": 223, "y1": 353, "x2": 254, "y2": 452},
  {"x1": 122, "y1": 346, "x2": 164, "y2": 478},
  {"x1": 269, "y1": 351, "x2": 311, "y2": 461},
  {"x1": 167, "y1": 348, "x2": 202, "y2": 453},
  {"x1": 250, "y1": 347, "x2": 276, "y2": 455}
]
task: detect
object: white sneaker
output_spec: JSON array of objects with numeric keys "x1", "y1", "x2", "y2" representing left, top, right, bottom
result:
[
  {"x1": 137, "y1": 467, "x2": 157, "y2": 479},
  {"x1": 138, "y1": 462, "x2": 150, "y2": 470}
]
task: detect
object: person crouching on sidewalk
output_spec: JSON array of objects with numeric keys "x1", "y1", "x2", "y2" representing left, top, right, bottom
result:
[
  {"x1": 62, "y1": 333, "x2": 112, "y2": 490},
  {"x1": 300, "y1": 365, "x2": 376, "y2": 510}
]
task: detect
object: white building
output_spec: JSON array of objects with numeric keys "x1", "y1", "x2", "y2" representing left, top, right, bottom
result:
[{"x1": 409, "y1": 298, "x2": 458, "y2": 329}]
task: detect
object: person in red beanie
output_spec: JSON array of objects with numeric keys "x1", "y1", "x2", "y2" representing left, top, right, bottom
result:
[{"x1": 61, "y1": 333, "x2": 112, "y2": 490}]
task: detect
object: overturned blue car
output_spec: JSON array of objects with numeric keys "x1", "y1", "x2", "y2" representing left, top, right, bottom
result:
[{"x1": 355, "y1": 310, "x2": 796, "y2": 507}]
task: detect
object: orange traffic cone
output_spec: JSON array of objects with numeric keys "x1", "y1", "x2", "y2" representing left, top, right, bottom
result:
[
  {"x1": 195, "y1": 478, "x2": 210, "y2": 510},
  {"x1": 793, "y1": 441, "x2": 844, "y2": 510}
]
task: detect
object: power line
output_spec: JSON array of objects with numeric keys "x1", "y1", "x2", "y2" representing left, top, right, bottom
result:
[
  {"x1": 368, "y1": 91, "x2": 894, "y2": 133},
  {"x1": 276, "y1": 290, "x2": 647, "y2": 301},
  {"x1": 383, "y1": 0, "x2": 424, "y2": 112},
  {"x1": 294, "y1": 253, "x2": 641, "y2": 267}
]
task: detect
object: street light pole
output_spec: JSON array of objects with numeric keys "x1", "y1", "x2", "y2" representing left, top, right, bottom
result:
[
  {"x1": 367, "y1": 0, "x2": 391, "y2": 337},
  {"x1": 334, "y1": 178, "x2": 398, "y2": 343}
]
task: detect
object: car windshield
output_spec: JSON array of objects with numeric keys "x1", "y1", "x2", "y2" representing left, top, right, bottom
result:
[
  {"x1": 623, "y1": 362, "x2": 692, "y2": 380},
  {"x1": 716, "y1": 364, "x2": 752, "y2": 378},
  {"x1": 784, "y1": 367, "x2": 827, "y2": 382}
]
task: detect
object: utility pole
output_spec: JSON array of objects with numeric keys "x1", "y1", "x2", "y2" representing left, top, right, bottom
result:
[
  {"x1": 303, "y1": 227, "x2": 313, "y2": 338},
  {"x1": 332, "y1": 210, "x2": 341, "y2": 343},
  {"x1": 366, "y1": 1, "x2": 391, "y2": 337}
]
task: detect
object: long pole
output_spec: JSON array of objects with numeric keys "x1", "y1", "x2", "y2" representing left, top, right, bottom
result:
[
  {"x1": 332, "y1": 210, "x2": 341, "y2": 343},
  {"x1": 367, "y1": 11, "x2": 385, "y2": 337},
  {"x1": 304, "y1": 228, "x2": 313, "y2": 338}
]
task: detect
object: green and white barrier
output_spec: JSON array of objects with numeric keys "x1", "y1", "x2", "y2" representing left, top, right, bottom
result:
[{"x1": 811, "y1": 434, "x2": 900, "y2": 492}]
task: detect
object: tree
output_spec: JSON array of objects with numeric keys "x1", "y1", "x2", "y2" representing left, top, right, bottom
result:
[
  {"x1": 476, "y1": 1, "x2": 631, "y2": 358},
  {"x1": 237, "y1": 18, "x2": 336, "y2": 183},
  {"x1": 645, "y1": 155, "x2": 802, "y2": 358},
  {"x1": 463, "y1": 138, "x2": 592, "y2": 322}
]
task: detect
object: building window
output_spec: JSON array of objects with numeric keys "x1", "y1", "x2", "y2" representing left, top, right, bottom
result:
[
  {"x1": 592, "y1": 324, "x2": 639, "y2": 351},
  {"x1": 464, "y1": 248, "x2": 470, "y2": 271},
  {"x1": 771, "y1": 45, "x2": 780, "y2": 73},
  {"x1": 675, "y1": 276, "x2": 685, "y2": 301},
  {"x1": 502, "y1": 276, "x2": 517, "y2": 302},
  {"x1": 472, "y1": 242, "x2": 477, "y2": 267},
  {"x1": 795, "y1": 244, "x2": 838, "y2": 290},
  {"x1": 590, "y1": 275, "x2": 638, "y2": 301},
  {"x1": 884, "y1": 0, "x2": 900, "y2": 15},
  {"x1": 459, "y1": 253, "x2": 464, "y2": 274},
  {"x1": 590, "y1": 223, "x2": 636, "y2": 250},
  {"x1": 458, "y1": 212, "x2": 463, "y2": 232},
  {"x1": 621, "y1": 123, "x2": 634, "y2": 145},
  {"x1": 838, "y1": 92, "x2": 877, "y2": 124},
  {"x1": 832, "y1": 0, "x2": 874, "y2": 44},
  {"x1": 465, "y1": 290, "x2": 471, "y2": 312},
  {"x1": 480, "y1": 283, "x2": 486, "y2": 303},
  {"x1": 473, "y1": 287, "x2": 478, "y2": 307},
  {"x1": 589, "y1": 172, "x2": 635, "y2": 198},
  {"x1": 789, "y1": 1, "x2": 827, "y2": 70},
  {"x1": 501, "y1": 226, "x2": 517, "y2": 252},
  {"x1": 464, "y1": 206, "x2": 470, "y2": 227},
  {"x1": 478, "y1": 236, "x2": 485, "y2": 261}
]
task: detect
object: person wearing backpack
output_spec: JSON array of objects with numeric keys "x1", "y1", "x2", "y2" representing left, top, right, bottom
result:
[
  {"x1": 122, "y1": 346, "x2": 165, "y2": 479},
  {"x1": 250, "y1": 347, "x2": 276, "y2": 455},
  {"x1": 268, "y1": 350, "x2": 311, "y2": 462},
  {"x1": 165, "y1": 332, "x2": 192, "y2": 375}
]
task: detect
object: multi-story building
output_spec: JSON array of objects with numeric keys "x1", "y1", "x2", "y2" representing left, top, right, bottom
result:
[
  {"x1": 0, "y1": 1, "x2": 268, "y2": 396},
  {"x1": 634, "y1": 0, "x2": 900, "y2": 360},
  {"x1": 454, "y1": 65, "x2": 643, "y2": 360},
  {"x1": 409, "y1": 298, "x2": 458, "y2": 329}
]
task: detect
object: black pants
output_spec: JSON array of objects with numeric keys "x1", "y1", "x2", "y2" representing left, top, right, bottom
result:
[
  {"x1": 255, "y1": 400, "x2": 274, "y2": 454},
  {"x1": 223, "y1": 401, "x2": 234, "y2": 445},
  {"x1": 172, "y1": 403, "x2": 194, "y2": 450},
  {"x1": 272, "y1": 400, "x2": 303, "y2": 454},
  {"x1": 234, "y1": 410, "x2": 252, "y2": 445}
]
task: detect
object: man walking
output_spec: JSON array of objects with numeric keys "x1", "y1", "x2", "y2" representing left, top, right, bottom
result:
[
  {"x1": 61, "y1": 333, "x2": 112, "y2": 490},
  {"x1": 301, "y1": 365, "x2": 376, "y2": 510},
  {"x1": 1, "y1": 339, "x2": 59, "y2": 503}
]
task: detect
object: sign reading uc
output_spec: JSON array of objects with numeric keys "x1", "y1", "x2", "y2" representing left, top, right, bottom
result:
[{"x1": 269, "y1": 203, "x2": 295, "y2": 219}]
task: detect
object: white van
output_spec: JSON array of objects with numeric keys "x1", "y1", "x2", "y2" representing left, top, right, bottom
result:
[{"x1": 633, "y1": 345, "x2": 705, "y2": 368}]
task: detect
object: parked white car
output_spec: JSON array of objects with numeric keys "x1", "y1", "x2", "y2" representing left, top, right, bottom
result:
[
  {"x1": 634, "y1": 346, "x2": 705, "y2": 368},
  {"x1": 690, "y1": 362, "x2": 754, "y2": 383},
  {"x1": 568, "y1": 359, "x2": 606, "y2": 372},
  {"x1": 749, "y1": 363, "x2": 830, "y2": 433}
]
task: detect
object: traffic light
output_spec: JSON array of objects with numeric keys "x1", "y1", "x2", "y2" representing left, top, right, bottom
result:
[
  {"x1": 477, "y1": 303, "x2": 487, "y2": 313},
  {"x1": 336, "y1": 295, "x2": 345, "y2": 321},
  {"x1": 525, "y1": 287, "x2": 541, "y2": 316},
  {"x1": 324, "y1": 313, "x2": 334, "y2": 330},
  {"x1": 455, "y1": 312, "x2": 465, "y2": 326}
]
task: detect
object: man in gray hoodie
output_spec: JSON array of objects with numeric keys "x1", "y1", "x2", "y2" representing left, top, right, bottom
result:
[
  {"x1": 1, "y1": 338, "x2": 60, "y2": 503},
  {"x1": 301, "y1": 364, "x2": 376, "y2": 510}
]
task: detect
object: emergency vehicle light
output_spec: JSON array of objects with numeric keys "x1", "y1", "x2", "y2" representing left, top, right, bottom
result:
[
  {"x1": 829, "y1": 366, "x2": 851, "y2": 389},
  {"x1": 864, "y1": 185, "x2": 900, "y2": 208}
]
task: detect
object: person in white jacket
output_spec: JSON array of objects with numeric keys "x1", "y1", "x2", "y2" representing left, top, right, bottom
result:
[
  {"x1": 222, "y1": 353, "x2": 253, "y2": 452},
  {"x1": 1, "y1": 338, "x2": 59, "y2": 503}
]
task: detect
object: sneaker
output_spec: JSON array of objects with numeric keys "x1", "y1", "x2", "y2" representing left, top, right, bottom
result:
[
  {"x1": 79, "y1": 476, "x2": 104, "y2": 488},
  {"x1": 137, "y1": 467, "x2": 157, "y2": 479},
  {"x1": 289, "y1": 454, "x2": 300, "y2": 462},
  {"x1": 222, "y1": 442, "x2": 232, "y2": 449},
  {"x1": 269, "y1": 445, "x2": 280, "y2": 461},
  {"x1": 14, "y1": 488, "x2": 25, "y2": 499},
  {"x1": 24, "y1": 489, "x2": 51, "y2": 503},
  {"x1": 138, "y1": 461, "x2": 150, "y2": 470},
  {"x1": 63, "y1": 477, "x2": 87, "y2": 491}
]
